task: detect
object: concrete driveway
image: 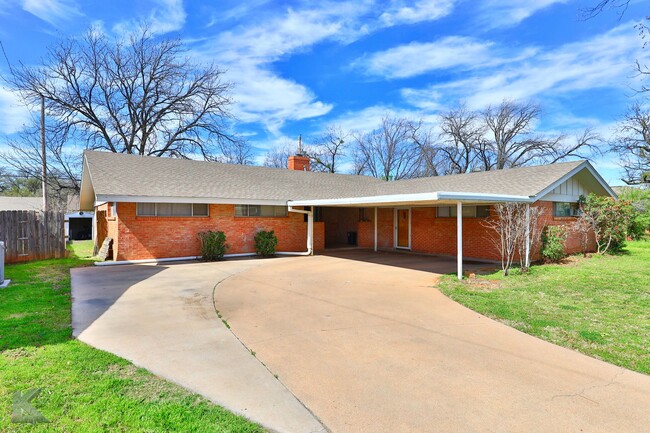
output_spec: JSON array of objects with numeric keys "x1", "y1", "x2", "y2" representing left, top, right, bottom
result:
[
  {"x1": 71, "y1": 259, "x2": 326, "y2": 433},
  {"x1": 215, "y1": 250, "x2": 650, "y2": 433}
]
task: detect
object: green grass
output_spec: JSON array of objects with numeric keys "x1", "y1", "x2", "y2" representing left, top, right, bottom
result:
[
  {"x1": 439, "y1": 240, "x2": 650, "y2": 375},
  {"x1": 0, "y1": 240, "x2": 264, "y2": 432}
]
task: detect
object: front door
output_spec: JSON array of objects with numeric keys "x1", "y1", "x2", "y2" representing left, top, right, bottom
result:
[{"x1": 395, "y1": 208, "x2": 410, "y2": 249}]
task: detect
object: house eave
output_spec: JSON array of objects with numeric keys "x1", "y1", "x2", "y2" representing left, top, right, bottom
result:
[
  {"x1": 94, "y1": 194, "x2": 288, "y2": 206},
  {"x1": 288, "y1": 192, "x2": 532, "y2": 208}
]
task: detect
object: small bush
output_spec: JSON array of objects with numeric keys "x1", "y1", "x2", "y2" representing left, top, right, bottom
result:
[
  {"x1": 197, "y1": 231, "x2": 228, "y2": 261},
  {"x1": 254, "y1": 230, "x2": 278, "y2": 257},
  {"x1": 541, "y1": 225, "x2": 568, "y2": 262}
]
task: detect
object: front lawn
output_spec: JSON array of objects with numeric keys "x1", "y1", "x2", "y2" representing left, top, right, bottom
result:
[
  {"x1": 0, "y1": 240, "x2": 263, "y2": 432},
  {"x1": 439, "y1": 240, "x2": 650, "y2": 375}
]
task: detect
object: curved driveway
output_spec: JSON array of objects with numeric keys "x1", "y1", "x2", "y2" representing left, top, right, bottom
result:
[{"x1": 215, "y1": 250, "x2": 650, "y2": 433}]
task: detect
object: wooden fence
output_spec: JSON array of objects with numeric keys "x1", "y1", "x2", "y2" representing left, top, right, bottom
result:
[{"x1": 0, "y1": 211, "x2": 66, "y2": 264}]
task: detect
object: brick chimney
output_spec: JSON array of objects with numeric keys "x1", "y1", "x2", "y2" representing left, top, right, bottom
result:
[{"x1": 288, "y1": 135, "x2": 310, "y2": 171}]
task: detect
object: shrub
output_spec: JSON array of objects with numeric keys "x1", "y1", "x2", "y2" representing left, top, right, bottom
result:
[
  {"x1": 540, "y1": 225, "x2": 568, "y2": 262},
  {"x1": 197, "y1": 231, "x2": 228, "y2": 261},
  {"x1": 616, "y1": 186, "x2": 650, "y2": 240},
  {"x1": 577, "y1": 194, "x2": 634, "y2": 254},
  {"x1": 254, "y1": 230, "x2": 278, "y2": 257}
]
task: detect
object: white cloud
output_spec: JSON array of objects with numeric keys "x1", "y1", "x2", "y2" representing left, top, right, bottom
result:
[
  {"x1": 113, "y1": 0, "x2": 186, "y2": 35},
  {"x1": 477, "y1": 0, "x2": 569, "y2": 28},
  {"x1": 401, "y1": 24, "x2": 642, "y2": 110},
  {"x1": 21, "y1": 0, "x2": 82, "y2": 26},
  {"x1": 191, "y1": 1, "x2": 455, "y2": 133},
  {"x1": 325, "y1": 104, "x2": 439, "y2": 134},
  {"x1": 358, "y1": 36, "x2": 495, "y2": 79},
  {"x1": 0, "y1": 86, "x2": 31, "y2": 134},
  {"x1": 228, "y1": 63, "x2": 332, "y2": 135},
  {"x1": 380, "y1": 0, "x2": 454, "y2": 26}
]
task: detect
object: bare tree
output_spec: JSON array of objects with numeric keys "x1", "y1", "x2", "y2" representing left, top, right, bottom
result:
[
  {"x1": 611, "y1": 103, "x2": 650, "y2": 184},
  {"x1": 354, "y1": 117, "x2": 423, "y2": 180},
  {"x1": 408, "y1": 120, "x2": 440, "y2": 177},
  {"x1": 516, "y1": 206, "x2": 545, "y2": 272},
  {"x1": 483, "y1": 203, "x2": 544, "y2": 276},
  {"x1": 9, "y1": 26, "x2": 242, "y2": 160},
  {"x1": 262, "y1": 143, "x2": 292, "y2": 168},
  {"x1": 217, "y1": 140, "x2": 254, "y2": 165},
  {"x1": 1, "y1": 120, "x2": 81, "y2": 194},
  {"x1": 480, "y1": 100, "x2": 598, "y2": 170},
  {"x1": 437, "y1": 104, "x2": 486, "y2": 174},
  {"x1": 580, "y1": 0, "x2": 631, "y2": 19},
  {"x1": 306, "y1": 126, "x2": 348, "y2": 173}
]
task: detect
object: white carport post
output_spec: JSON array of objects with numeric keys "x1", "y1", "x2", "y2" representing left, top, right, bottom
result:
[
  {"x1": 457, "y1": 201, "x2": 463, "y2": 280},
  {"x1": 307, "y1": 206, "x2": 314, "y2": 255},
  {"x1": 374, "y1": 207, "x2": 378, "y2": 252}
]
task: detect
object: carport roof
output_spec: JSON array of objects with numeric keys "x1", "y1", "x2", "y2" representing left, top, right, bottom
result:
[{"x1": 80, "y1": 151, "x2": 614, "y2": 210}]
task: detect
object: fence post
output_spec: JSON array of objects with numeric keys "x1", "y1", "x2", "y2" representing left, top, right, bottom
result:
[{"x1": 0, "y1": 241, "x2": 9, "y2": 288}]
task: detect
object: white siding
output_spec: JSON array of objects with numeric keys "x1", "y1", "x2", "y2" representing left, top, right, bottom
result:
[{"x1": 541, "y1": 176, "x2": 587, "y2": 202}]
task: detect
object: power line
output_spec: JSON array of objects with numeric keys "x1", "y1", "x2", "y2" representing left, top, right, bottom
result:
[{"x1": 0, "y1": 39, "x2": 40, "y2": 127}]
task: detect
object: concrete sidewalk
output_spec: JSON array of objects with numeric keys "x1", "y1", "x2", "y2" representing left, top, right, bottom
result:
[{"x1": 71, "y1": 259, "x2": 327, "y2": 433}]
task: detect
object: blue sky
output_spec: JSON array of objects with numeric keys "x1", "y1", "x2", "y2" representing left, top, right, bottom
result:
[{"x1": 0, "y1": 0, "x2": 647, "y2": 184}]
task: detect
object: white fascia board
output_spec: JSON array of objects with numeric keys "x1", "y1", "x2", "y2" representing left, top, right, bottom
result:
[
  {"x1": 435, "y1": 192, "x2": 531, "y2": 202},
  {"x1": 532, "y1": 161, "x2": 617, "y2": 202},
  {"x1": 79, "y1": 158, "x2": 96, "y2": 211},
  {"x1": 289, "y1": 191, "x2": 531, "y2": 207},
  {"x1": 289, "y1": 192, "x2": 440, "y2": 207},
  {"x1": 94, "y1": 194, "x2": 288, "y2": 206}
]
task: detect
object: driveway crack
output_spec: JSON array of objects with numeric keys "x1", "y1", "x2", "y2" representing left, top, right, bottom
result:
[{"x1": 551, "y1": 368, "x2": 626, "y2": 404}]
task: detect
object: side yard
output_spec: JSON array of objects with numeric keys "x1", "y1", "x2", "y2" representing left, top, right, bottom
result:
[
  {"x1": 439, "y1": 240, "x2": 650, "y2": 375},
  {"x1": 0, "y1": 241, "x2": 263, "y2": 432}
]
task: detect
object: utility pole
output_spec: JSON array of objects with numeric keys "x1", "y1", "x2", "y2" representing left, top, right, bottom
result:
[{"x1": 40, "y1": 94, "x2": 48, "y2": 212}]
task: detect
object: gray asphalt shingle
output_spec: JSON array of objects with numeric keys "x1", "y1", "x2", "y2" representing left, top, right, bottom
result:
[{"x1": 83, "y1": 150, "x2": 586, "y2": 202}]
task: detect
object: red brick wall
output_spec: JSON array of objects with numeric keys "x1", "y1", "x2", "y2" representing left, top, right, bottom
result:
[
  {"x1": 109, "y1": 203, "x2": 322, "y2": 261},
  {"x1": 358, "y1": 208, "x2": 394, "y2": 249},
  {"x1": 356, "y1": 202, "x2": 594, "y2": 261},
  {"x1": 96, "y1": 202, "x2": 119, "y2": 258}
]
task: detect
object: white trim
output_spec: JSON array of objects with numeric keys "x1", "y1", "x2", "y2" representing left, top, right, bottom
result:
[
  {"x1": 96, "y1": 194, "x2": 287, "y2": 206},
  {"x1": 394, "y1": 207, "x2": 411, "y2": 250},
  {"x1": 289, "y1": 191, "x2": 531, "y2": 207},
  {"x1": 457, "y1": 202, "x2": 463, "y2": 280},
  {"x1": 135, "y1": 202, "x2": 211, "y2": 217},
  {"x1": 287, "y1": 205, "x2": 314, "y2": 255},
  {"x1": 532, "y1": 161, "x2": 617, "y2": 202},
  {"x1": 79, "y1": 156, "x2": 96, "y2": 211}
]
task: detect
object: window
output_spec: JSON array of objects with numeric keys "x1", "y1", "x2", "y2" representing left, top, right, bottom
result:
[
  {"x1": 436, "y1": 205, "x2": 490, "y2": 218},
  {"x1": 136, "y1": 203, "x2": 210, "y2": 217},
  {"x1": 234, "y1": 205, "x2": 287, "y2": 217},
  {"x1": 108, "y1": 202, "x2": 117, "y2": 217},
  {"x1": 553, "y1": 202, "x2": 580, "y2": 217},
  {"x1": 137, "y1": 203, "x2": 155, "y2": 216}
]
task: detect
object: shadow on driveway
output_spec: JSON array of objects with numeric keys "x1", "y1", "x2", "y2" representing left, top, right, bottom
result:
[{"x1": 71, "y1": 264, "x2": 168, "y2": 336}]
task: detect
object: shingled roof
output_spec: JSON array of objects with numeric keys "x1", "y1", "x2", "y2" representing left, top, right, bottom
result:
[{"x1": 80, "y1": 151, "x2": 613, "y2": 210}]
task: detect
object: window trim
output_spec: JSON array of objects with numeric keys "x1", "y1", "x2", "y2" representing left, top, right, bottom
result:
[
  {"x1": 234, "y1": 204, "x2": 288, "y2": 218},
  {"x1": 136, "y1": 202, "x2": 210, "y2": 217},
  {"x1": 436, "y1": 205, "x2": 490, "y2": 218},
  {"x1": 553, "y1": 201, "x2": 580, "y2": 218}
]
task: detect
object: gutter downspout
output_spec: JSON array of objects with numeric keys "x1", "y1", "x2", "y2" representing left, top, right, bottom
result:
[{"x1": 288, "y1": 205, "x2": 314, "y2": 256}]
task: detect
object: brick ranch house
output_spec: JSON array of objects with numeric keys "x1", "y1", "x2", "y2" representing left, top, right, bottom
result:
[{"x1": 79, "y1": 150, "x2": 615, "y2": 277}]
